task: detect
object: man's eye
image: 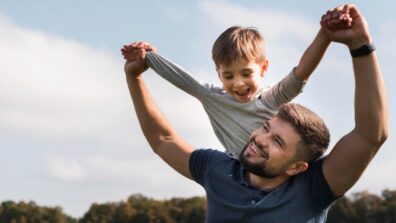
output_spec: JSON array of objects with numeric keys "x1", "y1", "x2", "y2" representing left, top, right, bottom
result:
[
  {"x1": 275, "y1": 138, "x2": 284, "y2": 149},
  {"x1": 262, "y1": 125, "x2": 269, "y2": 132}
]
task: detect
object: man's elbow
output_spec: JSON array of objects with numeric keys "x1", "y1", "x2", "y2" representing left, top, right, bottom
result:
[
  {"x1": 371, "y1": 125, "x2": 389, "y2": 148},
  {"x1": 377, "y1": 126, "x2": 389, "y2": 146},
  {"x1": 149, "y1": 135, "x2": 175, "y2": 154}
]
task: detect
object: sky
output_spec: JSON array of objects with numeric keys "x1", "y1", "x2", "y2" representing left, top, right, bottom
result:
[{"x1": 0, "y1": 0, "x2": 395, "y2": 218}]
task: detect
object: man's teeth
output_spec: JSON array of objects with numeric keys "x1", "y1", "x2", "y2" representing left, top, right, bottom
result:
[{"x1": 251, "y1": 142, "x2": 266, "y2": 158}]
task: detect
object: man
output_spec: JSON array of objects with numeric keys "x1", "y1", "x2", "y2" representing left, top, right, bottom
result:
[{"x1": 124, "y1": 4, "x2": 388, "y2": 222}]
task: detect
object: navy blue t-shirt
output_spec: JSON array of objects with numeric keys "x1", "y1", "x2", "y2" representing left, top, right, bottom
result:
[{"x1": 189, "y1": 149, "x2": 339, "y2": 223}]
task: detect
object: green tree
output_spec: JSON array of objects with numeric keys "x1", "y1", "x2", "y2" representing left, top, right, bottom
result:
[{"x1": 0, "y1": 200, "x2": 76, "y2": 223}]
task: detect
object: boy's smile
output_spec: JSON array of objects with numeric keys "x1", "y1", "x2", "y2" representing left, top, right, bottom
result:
[{"x1": 217, "y1": 59, "x2": 268, "y2": 103}]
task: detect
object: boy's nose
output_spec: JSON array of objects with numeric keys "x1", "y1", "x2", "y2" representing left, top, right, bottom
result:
[{"x1": 234, "y1": 78, "x2": 245, "y2": 88}]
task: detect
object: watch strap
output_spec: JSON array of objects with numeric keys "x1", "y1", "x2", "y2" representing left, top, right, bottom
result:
[{"x1": 350, "y1": 43, "x2": 376, "y2": 57}]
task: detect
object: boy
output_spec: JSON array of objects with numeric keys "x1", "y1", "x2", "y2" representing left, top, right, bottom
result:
[{"x1": 122, "y1": 15, "x2": 351, "y2": 159}]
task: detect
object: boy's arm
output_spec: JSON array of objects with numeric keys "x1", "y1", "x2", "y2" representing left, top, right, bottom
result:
[
  {"x1": 123, "y1": 42, "x2": 213, "y2": 98},
  {"x1": 294, "y1": 13, "x2": 352, "y2": 81},
  {"x1": 293, "y1": 28, "x2": 330, "y2": 81},
  {"x1": 146, "y1": 52, "x2": 215, "y2": 98},
  {"x1": 124, "y1": 49, "x2": 194, "y2": 179},
  {"x1": 260, "y1": 15, "x2": 352, "y2": 109},
  {"x1": 321, "y1": 4, "x2": 388, "y2": 197}
]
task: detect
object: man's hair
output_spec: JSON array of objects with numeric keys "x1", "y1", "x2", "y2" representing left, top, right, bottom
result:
[
  {"x1": 212, "y1": 26, "x2": 266, "y2": 68},
  {"x1": 276, "y1": 103, "x2": 330, "y2": 163}
]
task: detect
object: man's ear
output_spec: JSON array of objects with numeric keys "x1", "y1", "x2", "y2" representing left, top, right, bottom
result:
[
  {"x1": 286, "y1": 161, "x2": 308, "y2": 176},
  {"x1": 260, "y1": 59, "x2": 269, "y2": 77}
]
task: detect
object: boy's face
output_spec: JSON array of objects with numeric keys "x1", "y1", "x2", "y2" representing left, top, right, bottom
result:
[{"x1": 217, "y1": 59, "x2": 268, "y2": 103}]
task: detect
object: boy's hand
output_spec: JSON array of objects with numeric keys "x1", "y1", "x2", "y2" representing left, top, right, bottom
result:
[
  {"x1": 320, "y1": 4, "x2": 371, "y2": 49},
  {"x1": 121, "y1": 42, "x2": 157, "y2": 77},
  {"x1": 322, "y1": 7, "x2": 353, "y2": 32}
]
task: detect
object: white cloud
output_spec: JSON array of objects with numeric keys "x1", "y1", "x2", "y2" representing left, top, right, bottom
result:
[
  {"x1": 47, "y1": 156, "x2": 85, "y2": 181},
  {"x1": 200, "y1": 1, "x2": 316, "y2": 41},
  {"x1": 0, "y1": 13, "x2": 206, "y2": 217},
  {"x1": 0, "y1": 16, "x2": 128, "y2": 139}
]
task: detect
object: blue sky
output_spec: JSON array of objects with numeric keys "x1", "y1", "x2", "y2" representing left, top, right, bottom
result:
[{"x1": 1, "y1": 0, "x2": 395, "y2": 218}]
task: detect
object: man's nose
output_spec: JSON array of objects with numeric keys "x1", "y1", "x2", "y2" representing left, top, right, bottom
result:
[{"x1": 255, "y1": 132, "x2": 270, "y2": 147}]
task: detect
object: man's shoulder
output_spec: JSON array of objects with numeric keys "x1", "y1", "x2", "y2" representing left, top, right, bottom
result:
[
  {"x1": 191, "y1": 148, "x2": 233, "y2": 164},
  {"x1": 189, "y1": 149, "x2": 236, "y2": 183}
]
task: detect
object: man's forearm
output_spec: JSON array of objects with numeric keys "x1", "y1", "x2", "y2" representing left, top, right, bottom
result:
[
  {"x1": 127, "y1": 74, "x2": 194, "y2": 178},
  {"x1": 352, "y1": 51, "x2": 388, "y2": 146},
  {"x1": 294, "y1": 28, "x2": 330, "y2": 81},
  {"x1": 127, "y1": 74, "x2": 175, "y2": 151}
]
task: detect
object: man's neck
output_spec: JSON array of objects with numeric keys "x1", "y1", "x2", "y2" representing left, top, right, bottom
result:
[{"x1": 247, "y1": 172, "x2": 290, "y2": 191}]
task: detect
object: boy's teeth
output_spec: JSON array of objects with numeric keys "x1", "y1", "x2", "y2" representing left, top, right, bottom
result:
[{"x1": 237, "y1": 89, "x2": 249, "y2": 95}]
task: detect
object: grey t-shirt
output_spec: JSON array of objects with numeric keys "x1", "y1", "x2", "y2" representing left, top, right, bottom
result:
[
  {"x1": 146, "y1": 52, "x2": 306, "y2": 158},
  {"x1": 190, "y1": 149, "x2": 338, "y2": 223}
]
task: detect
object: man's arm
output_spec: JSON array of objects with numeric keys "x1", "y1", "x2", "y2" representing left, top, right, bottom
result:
[
  {"x1": 321, "y1": 4, "x2": 388, "y2": 197},
  {"x1": 124, "y1": 47, "x2": 194, "y2": 179}
]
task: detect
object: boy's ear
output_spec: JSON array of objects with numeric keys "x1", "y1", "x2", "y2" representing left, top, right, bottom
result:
[
  {"x1": 216, "y1": 66, "x2": 223, "y2": 83},
  {"x1": 216, "y1": 66, "x2": 223, "y2": 82},
  {"x1": 260, "y1": 59, "x2": 269, "y2": 77},
  {"x1": 285, "y1": 161, "x2": 308, "y2": 176}
]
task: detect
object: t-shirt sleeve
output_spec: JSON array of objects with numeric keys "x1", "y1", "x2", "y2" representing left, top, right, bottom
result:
[
  {"x1": 260, "y1": 68, "x2": 306, "y2": 110},
  {"x1": 189, "y1": 149, "x2": 225, "y2": 185},
  {"x1": 146, "y1": 52, "x2": 214, "y2": 99},
  {"x1": 307, "y1": 158, "x2": 341, "y2": 208}
]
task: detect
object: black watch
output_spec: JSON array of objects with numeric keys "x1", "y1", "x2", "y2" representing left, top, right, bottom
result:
[{"x1": 350, "y1": 43, "x2": 376, "y2": 57}]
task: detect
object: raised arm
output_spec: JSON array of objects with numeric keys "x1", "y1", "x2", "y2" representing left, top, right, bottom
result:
[
  {"x1": 294, "y1": 13, "x2": 352, "y2": 80},
  {"x1": 321, "y1": 4, "x2": 388, "y2": 196},
  {"x1": 123, "y1": 44, "x2": 194, "y2": 179},
  {"x1": 122, "y1": 41, "x2": 213, "y2": 99}
]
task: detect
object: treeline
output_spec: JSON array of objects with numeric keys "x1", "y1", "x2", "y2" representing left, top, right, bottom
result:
[
  {"x1": 327, "y1": 189, "x2": 396, "y2": 223},
  {"x1": 1, "y1": 190, "x2": 395, "y2": 223}
]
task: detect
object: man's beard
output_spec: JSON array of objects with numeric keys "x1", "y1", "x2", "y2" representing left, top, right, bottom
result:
[{"x1": 239, "y1": 140, "x2": 282, "y2": 178}]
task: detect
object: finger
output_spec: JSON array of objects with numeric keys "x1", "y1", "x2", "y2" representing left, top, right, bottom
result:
[
  {"x1": 342, "y1": 4, "x2": 349, "y2": 15},
  {"x1": 345, "y1": 4, "x2": 360, "y2": 19},
  {"x1": 132, "y1": 42, "x2": 144, "y2": 48}
]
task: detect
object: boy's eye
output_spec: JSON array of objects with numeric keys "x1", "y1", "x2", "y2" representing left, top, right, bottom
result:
[
  {"x1": 223, "y1": 75, "x2": 233, "y2": 80},
  {"x1": 242, "y1": 72, "x2": 252, "y2": 77}
]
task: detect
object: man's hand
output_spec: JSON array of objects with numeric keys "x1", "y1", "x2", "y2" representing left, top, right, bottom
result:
[
  {"x1": 121, "y1": 42, "x2": 157, "y2": 77},
  {"x1": 321, "y1": 4, "x2": 372, "y2": 49}
]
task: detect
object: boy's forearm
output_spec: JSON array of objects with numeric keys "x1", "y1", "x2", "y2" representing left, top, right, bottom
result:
[
  {"x1": 294, "y1": 28, "x2": 330, "y2": 80},
  {"x1": 146, "y1": 52, "x2": 207, "y2": 97}
]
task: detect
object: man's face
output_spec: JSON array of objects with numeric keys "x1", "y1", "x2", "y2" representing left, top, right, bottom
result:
[
  {"x1": 239, "y1": 116, "x2": 301, "y2": 178},
  {"x1": 217, "y1": 59, "x2": 268, "y2": 103}
]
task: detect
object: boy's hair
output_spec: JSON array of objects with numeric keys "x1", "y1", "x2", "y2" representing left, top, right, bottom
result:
[
  {"x1": 212, "y1": 26, "x2": 266, "y2": 68},
  {"x1": 276, "y1": 103, "x2": 330, "y2": 163}
]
